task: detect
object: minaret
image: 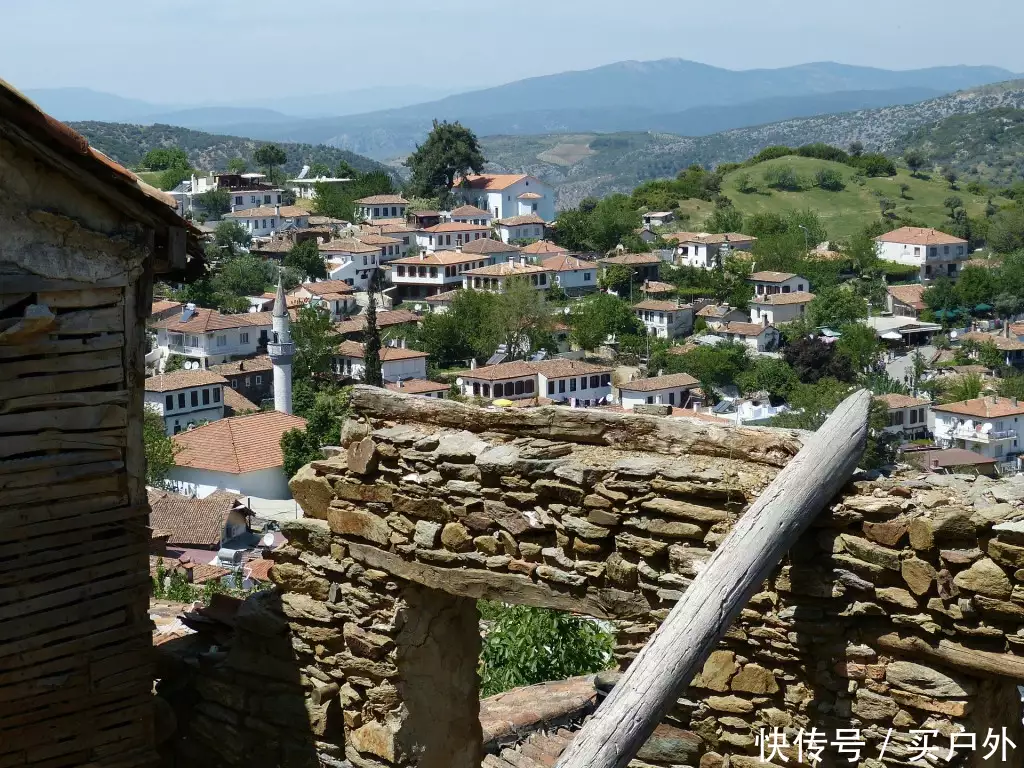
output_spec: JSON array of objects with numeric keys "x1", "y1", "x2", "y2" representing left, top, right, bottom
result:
[{"x1": 267, "y1": 271, "x2": 294, "y2": 414}]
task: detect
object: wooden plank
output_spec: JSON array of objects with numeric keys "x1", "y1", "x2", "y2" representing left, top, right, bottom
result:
[
  {"x1": 0, "y1": 475, "x2": 123, "y2": 510},
  {"x1": 0, "y1": 617, "x2": 148, "y2": 674},
  {"x1": 0, "y1": 390, "x2": 128, "y2": 415},
  {"x1": 123, "y1": 280, "x2": 147, "y2": 512},
  {"x1": 0, "y1": 449, "x2": 121, "y2": 475},
  {"x1": 0, "y1": 686, "x2": 148, "y2": 730},
  {"x1": 0, "y1": 493, "x2": 125, "y2": 532},
  {"x1": 0, "y1": 347, "x2": 122, "y2": 380},
  {"x1": 0, "y1": 505, "x2": 139, "y2": 545},
  {"x1": 1, "y1": 543, "x2": 142, "y2": 592},
  {"x1": 36, "y1": 288, "x2": 122, "y2": 309},
  {"x1": 351, "y1": 384, "x2": 804, "y2": 467},
  {"x1": 0, "y1": 528, "x2": 137, "y2": 568},
  {"x1": 0, "y1": 571, "x2": 148, "y2": 622},
  {"x1": 0, "y1": 367, "x2": 124, "y2": 403},
  {"x1": 0, "y1": 333, "x2": 124, "y2": 360},
  {"x1": 53, "y1": 306, "x2": 124, "y2": 335},
  {"x1": 0, "y1": 459, "x2": 124, "y2": 491},
  {"x1": 0, "y1": 429, "x2": 125, "y2": 459},
  {"x1": 0, "y1": 548, "x2": 148, "y2": 606},
  {"x1": 874, "y1": 632, "x2": 1024, "y2": 682},
  {"x1": 0, "y1": 609, "x2": 127, "y2": 662},
  {"x1": 0, "y1": 293, "x2": 30, "y2": 313},
  {"x1": 0, "y1": 404, "x2": 126, "y2": 434},
  {"x1": 0, "y1": 274, "x2": 129, "y2": 293},
  {"x1": 554, "y1": 390, "x2": 871, "y2": 768}
]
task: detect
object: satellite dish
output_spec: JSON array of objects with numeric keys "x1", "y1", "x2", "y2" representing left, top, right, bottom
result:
[
  {"x1": 261, "y1": 532, "x2": 275, "y2": 547},
  {"x1": 455, "y1": 378, "x2": 464, "y2": 387},
  {"x1": 950, "y1": 330, "x2": 959, "y2": 339}
]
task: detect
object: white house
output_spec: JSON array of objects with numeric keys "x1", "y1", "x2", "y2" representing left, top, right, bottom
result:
[
  {"x1": 460, "y1": 359, "x2": 613, "y2": 404},
  {"x1": 222, "y1": 204, "x2": 310, "y2": 237},
  {"x1": 875, "y1": 394, "x2": 931, "y2": 440},
  {"x1": 632, "y1": 299, "x2": 694, "y2": 339},
  {"x1": 452, "y1": 174, "x2": 556, "y2": 222},
  {"x1": 448, "y1": 205, "x2": 492, "y2": 226},
  {"x1": 495, "y1": 214, "x2": 546, "y2": 244},
  {"x1": 291, "y1": 280, "x2": 356, "y2": 320},
  {"x1": 356, "y1": 195, "x2": 408, "y2": 223},
  {"x1": 540, "y1": 254, "x2": 598, "y2": 296},
  {"x1": 875, "y1": 227, "x2": 969, "y2": 282},
  {"x1": 144, "y1": 370, "x2": 227, "y2": 435},
  {"x1": 462, "y1": 258, "x2": 554, "y2": 292},
  {"x1": 357, "y1": 233, "x2": 404, "y2": 263},
  {"x1": 747, "y1": 271, "x2": 809, "y2": 297},
  {"x1": 322, "y1": 238, "x2": 381, "y2": 289},
  {"x1": 599, "y1": 252, "x2": 663, "y2": 286},
  {"x1": 152, "y1": 306, "x2": 276, "y2": 368},
  {"x1": 618, "y1": 372, "x2": 700, "y2": 410},
  {"x1": 710, "y1": 321, "x2": 781, "y2": 353},
  {"x1": 360, "y1": 221, "x2": 417, "y2": 258},
  {"x1": 416, "y1": 222, "x2": 492, "y2": 252},
  {"x1": 932, "y1": 396, "x2": 1024, "y2": 464},
  {"x1": 384, "y1": 379, "x2": 449, "y2": 399},
  {"x1": 223, "y1": 185, "x2": 285, "y2": 213},
  {"x1": 168, "y1": 411, "x2": 307, "y2": 500},
  {"x1": 695, "y1": 304, "x2": 748, "y2": 329},
  {"x1": 389, "y1": 251, "x2": 495, "y2": 301},
  {"x1": 522, "y1": 240, "x2": 568, "y2": 258},
  {"x1": 333, "y1": 340, "x2": 428, "y2": 383},
  {"x1": 669, "y1": 232, "x2": 757, "y2": 269},
  {"x1": 887, "y1": 284, "x2": 927, "y2": 319},
  {"x1": 289, "y1": 176, "x2": 351, "y2": 201},
  {"x1": 642, "y1": 211, "x2": 676, "y2": 228},
  {"x1": 749, "y1": 291, "x2": 815, "y2": 325}
]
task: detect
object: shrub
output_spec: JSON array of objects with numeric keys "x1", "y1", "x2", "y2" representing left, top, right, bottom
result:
[
  {"x1": 814, "y1": 168, "x2": 845, "y2": 191},
  {"x1": 748, "y1": 146, "x2": 795, "y2": 164},
  {"x1": 763, "y1": 165, "x2": 803, "y2": 191}
]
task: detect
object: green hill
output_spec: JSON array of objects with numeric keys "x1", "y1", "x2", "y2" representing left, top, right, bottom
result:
[
  {"x1": 70, "y1": 121, "x2": 391, "y2": 178},
  {"x1": 894, "y1": 107, "x2": 1024, "y2": 186},
  {"x1": 674, "y1": 156, "x2": 1009, "y2": 239}
]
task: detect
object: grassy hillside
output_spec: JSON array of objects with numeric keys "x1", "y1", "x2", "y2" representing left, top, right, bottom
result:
[
  {"x1": 895, "y1": 107, "x2": 1024, "y2": 186},
  {"x1": 71, "y1": 121, "x2": 390, "y2": 177},
  {"x1": 674, "y1": 157, "x2": 1009, "y2": 239},
  {"x1": 480, "y1": 80, "x2": 1024, "y2": 209}
]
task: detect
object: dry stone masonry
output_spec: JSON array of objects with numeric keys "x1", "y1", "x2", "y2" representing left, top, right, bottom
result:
[{"x1": 167, "y1": 387, "x2": 1024, "y2": 768}]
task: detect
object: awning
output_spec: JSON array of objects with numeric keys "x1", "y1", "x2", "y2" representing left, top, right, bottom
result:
[
  {"x1": 975, "y1": 303, "x2": 993, "y2": 311},
  {"x1": 881, "y1": 331, "x2": 904, "y2": 340}
]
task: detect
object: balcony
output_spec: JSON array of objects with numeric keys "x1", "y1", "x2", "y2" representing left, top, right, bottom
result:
[
  {"x1": 166, "y1": 344, "x2": 207, "y2": 357},
  {"x1": 951, "y1": 427, "x2": 1017, "y2": 443}
]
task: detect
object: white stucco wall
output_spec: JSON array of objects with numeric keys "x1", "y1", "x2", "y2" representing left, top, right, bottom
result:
[{"x1": 167, "y1": 466, "x2": 293, "y2": 500}]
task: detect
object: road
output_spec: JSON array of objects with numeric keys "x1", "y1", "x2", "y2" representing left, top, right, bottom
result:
[{"x1": 885, "y1": 345, "x2": 935, "y2": 387}]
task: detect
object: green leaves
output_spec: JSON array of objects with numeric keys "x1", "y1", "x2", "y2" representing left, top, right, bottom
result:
[
  {"x1": 143, "y1": 409, "x2": 178, "y2": 489},
  {"x1": 284, "y1": 239, "x2": 327, "y2": 281},
  {"x1": 405, "y1": 120, "x2": 485, "y2": 198},
  {"x1": 478, "y1": 603, "x2": 614, "y2": 697}
]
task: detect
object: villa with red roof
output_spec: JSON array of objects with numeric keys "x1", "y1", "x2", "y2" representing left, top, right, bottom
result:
[
  {"x1": 875, "y1": 227, "x2": 969, "y2": 282},
  {"x1": 452, "y1": 174, "x2": 555, "y2": 222}
]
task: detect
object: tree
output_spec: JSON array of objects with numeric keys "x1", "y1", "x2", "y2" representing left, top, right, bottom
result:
[
  {"x1": 495, "y1": 278, "x2": 553, "y2": 360},
  {"x1": 807, "y1": 286, "x2": 868, "y2": 328},
  {"x1": 659, "y1": 343, "x2": 750, "y2": 394},
  {"x1": 703, "y1": 201, "x2": 744, "y2": 233},
  {"x1": 253, "y1": 144, "x2": 287, "y2": 183},
  {"x1": 763, "y1": 165, "x2": 802, "y2": 191},
  {"x1": 568, "y1": 293, "x2": 643, "y2": 350},
  {"x1": 878, "y1": 197, "x2": 896, "y2": 219},
  {"x1": 308, "y1": 162, "x2": 331, "y2": 178},
  {"x1": 362, "y1": 272, "x2": 383, "y2": 387},
  {"x1": 988, "y1": 205, "x2": 1024, "y2": 254},
  {"x1": 197, "y1": 188, "x2": 231, "y2": 218},
  {"x1": 943, "y1": 195, "x2": 964, "y2": 218},
  {"x1": 814, "y1": 168, "x2": 845, "y2": 191},
  {"x1": 770, "y1": 378, "x2": 853, "y2": 430},
  {"x1": 213, "y1": 254, "x2": 276, "y2": 298},
  {"x1": 284, "y1": 239, "x2": 327, "y2": 280},
  {"x1": 899, "y1": 182, "x2": 910, "y2": 199},
  {"x1": 955, "y1": 265, "x2": 996, "y2": 308},
  {"x1": 848, "y1": 141, "x2": 865, "y2": 157},
  {"x1": 141, "y1": 147, "x2": 190, "y2": 171},
  {"x1": 406, "y1": 120, "x2": 485, "y2": 197},
  {"x1": 735, "y1": 172, "x2": 756, "y2": 194},
  {"x1": 904, "y1": 150, "x2": 927, "y2": 177},
  {"x1": 923, "y1": 276, "x2": 960, "y2": 321},
  {"x1": 942, "y1": 167, "x2": 959, "y2": 189},
  {"x1": 281, "y1": 387, "x2": 351, "y2": 477},
  {"x1": 478, "y1": 602, "x2": 613, "y2": 697},
  {"x1": 292, "y1": 303, "x2": 340, "y2": 382},
  {"x1": 736, "y1": 357, "x2": 797, "y2": 399},
  {"x1": 836, "y1": 322, "x2": 880, "y2": 371},
  {"x1": 226, "y1": 157, "x2": 247, "y2": 174},
  {"x1": 783, "y1": 337, "x2": 855, "y2": 384},
  {"x1": 599, "y1": 264, "x2": 634, "y2": 297},
  {"x1": 335, "y1": 160, "x2": 358, "y2": 178},
  {"x1": 214, "y1": 220, "x2": 253, "y2": 255},
  {"x1": 158, "y1": 166, "x2": 192, "y2": 191},
  {"x1": 943, "y1": 373, "x2": 983, "y2": 404},
  {"x1": 995, "y1": 291, "x2": 1024, "y2": 323},
  {"x1": 143, "y1": 408, "x2": 178, "y2": 488},
  {"x1": 419, "y1": 290, "x2": 501, "y2": 365}
]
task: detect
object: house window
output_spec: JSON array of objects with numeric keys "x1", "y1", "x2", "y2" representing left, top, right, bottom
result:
[
  {"x1": 231, "y1": 379, "x2": 238, "y2": 388},
  {"x1": 558, "y1": 380, "x2": 566, "y2": 394},
  {"x1": 190, "y1": 391, "x2": 199, "y2": 407},
  {"x1": 590, "y1": 375, "x2": 599, "y2": 388},
  {"x1": 178, "y1": 393, "x2": 186, "y2": 409},
  {"x1": 397, "y1": 266, "x2": 406, "y2": 277},
  {"x1": 482, "y1": 384, "x2": 490, "y2": 397},
  {"x1": 277, "y1": 195, "x2": 282, "y2": 204},
  {"x1": 256, "y1": 375, "x2": 262, "y2": 385},
  {"x1": 270, "y1": 219, "x2": 275, "y2": 228},
  {"x1": 957, "y1": 246, "x2": 964, "y2": 255},
  {"x1": 514, "y1": 381, "x2": 525, "y2": 395},
  {"x1": 647, "y1": 396, "x2": 654, "y2": 404},
  {"x1": 914, "y1": 247, "x2": 920, "y2": 256},
  {"x1": 213, "y1": 388, "x2": 220, "y2": 403},
  {"x1": 235, "y1": 196, "x2": 243, "y2": 205},
  {"x1": 910, "y1": 409, "x2": 917, "y2": 424},
  {"x1": 668, "y1": 391, "x2": 675, "y2": 405},
  {"x1": 264, "y1": 195, "x2": 271, "y2": 204},
  {"x1": 570, "y1": 379, "x2": 577, "y2": 392},
  {"x1": 174, "y1": 422, "x2": 181, "y2": 434},
  {"x1": 165, "y1": 395, "x2": 174, "y2": 410},
  {"x1": 524, "y1": 379, "x2": 535, "y2": 394},
  {"x1": 240, "y1": 332, "x2": 249, "y2": 344},
  {"x1": 217, "y1": 335, "x2": 227, "y2": 347},
  {"x1": 547, "y1": 381, "x2": 555, "y2": 395},
  {"x1": 245, "y1": 376, "x2": 251, "y2": 388},
  {"x1": 374, "y1": 208, "x2": 381, "y2": 217},
  {"x1": 584, "y1": 272, "x2": 592, "y2": 281},
  {"x1": 601, "y1": 374, "x2": 611, "y2": 386},
  {"x1": 202, "y1": 389, "x2": 210, "y2": 405},
  {"x1": 494, "y1": 383, "x2": 504, "y2": 397},
  {"x1": 251, "y1": 195, "x2": 258, "y2": 204},
  {"x1": 944, "y1": 246, "x2": 950, "y2": 254}
]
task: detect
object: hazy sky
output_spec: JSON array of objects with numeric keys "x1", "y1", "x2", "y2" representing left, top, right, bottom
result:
[{"x1": 3, "y1": 0, "x2": 1023, "y2": 103}]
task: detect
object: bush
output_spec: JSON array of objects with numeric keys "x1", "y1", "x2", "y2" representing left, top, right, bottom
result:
[
  {"x1": 748, "y1": 146, "x2": 795, "y2": 164},
  {"x1": 763, "y1": 165, "x2": 803, "y2": 191},
  {"x1": 797, "y1": 143, "x2": 851, "y2": 163},
  {"x1": 852, "y1": 153, "x2": 897, "y2": 177},
  {"x1": 814, "y1": 168, "x2": 845, "y2": 191}
]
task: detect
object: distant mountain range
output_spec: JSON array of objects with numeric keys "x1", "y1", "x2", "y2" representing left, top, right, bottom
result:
[{"x1": 26, "y1": 60, "x2": 1020, "y2": 160}]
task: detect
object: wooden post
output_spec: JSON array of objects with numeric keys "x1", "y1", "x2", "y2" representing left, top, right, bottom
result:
[{"x1": 555, "y1": 389, "x2": 872, "y2": 768}]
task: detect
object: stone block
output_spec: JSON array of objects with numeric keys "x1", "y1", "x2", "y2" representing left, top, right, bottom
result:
[
  {"x1": 989, "y1": 539, "x2": 1024, "y2": 569},
  {"x1": 853, "y1": 688, "x2": 898, "y2": 721},
  {"x1": 616, "y1": 533, "x2": 668, "y2": 557},
  {"x1": 862, "y1": 519, "x2": 908, "y2": 547},
  {"x1": 885, "y1": 661, "x2": 975, "y2": 698},
  {"x1": 288, "y1": 465, "x2": 334, "y2": 519},
  {"x1": 691, "y1": 650, "x2": 737, "y2": 692},
  {"x1": 952, "y1": 557, "x2": 1012, "y2": 599},
  {"x1": 533, "y1": 479, "x2": 584, "y2": 504},
  {"x1": 349, "y1": 720, "x2": 396, "y2": 762},
  {"x1": 347, "y1": 437, "x2": 378, "y2": 475},
  {"x1": 441, "y1": 522, "x2": 473, "y2": 552},
  {"x1": 637, "y1": 725, "x2": 703, "y2": 764},
  {"x1": 606, "y1": 553, "x2": 638, "y2": 589},
  {"x1": 624, "y1": 517, "x2": 703, "y2": 539},
  {"x1": 706, "y1": 695, "x2": 754, "y2": 713},
  {"x1": 839, "y1": 534, "x2": 901, "y2": 571},
  {"x1": 536, "y1": 565, "x2": 587, "y2": 587},
  {"x1": 326, "y1": 508, "x2": 391, "y2": 546},
  {"x1": 335, "y1": 479, "x2": 394, "y2": 504},
  {"x1": 641, "y1": 497, "x2": 729, "y2": 523},
  {"x1": 901, "y1": 557, "x2": 936, "y2": 596},
  {"x1": 561, "y1": 514, "x2": 611, "y2": 539},
  {"x1": 269, "y1": 562, "x2": 330, "y2": 601},
  {"x1": 730, "y1": 663, "x2": 779, "y2": 694}
]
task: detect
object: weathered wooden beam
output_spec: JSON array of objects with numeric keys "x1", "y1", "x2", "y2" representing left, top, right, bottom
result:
[
  {"x1": 349, "y1": 385, "x2": 804, "y2": 467},
  {"x1": 554, "y1": 389, "x2": 871, "y2": 768},
  {"x1": 874, "y1": 632, "x2": 1024, "y2": 682}
]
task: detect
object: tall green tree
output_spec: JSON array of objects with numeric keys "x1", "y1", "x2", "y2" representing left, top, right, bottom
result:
[
  {"x1": 291, "y1": 303, "x2": 340, "y2": 382},
  {"x1": 955, "y1": 265, "x2": 996, "y2": 308},
  {"x1": 807, "y1": 286, "x2": 868, "y2": 328},
  {"x1": 406, "y1": 120, "x2": 485, "y2": 197},
  {"x1": 226, "y1": 157, "x2": 247, "y2": 174},
  {"x1": 904, "y1": 150, "x2": 927, "y2": 177},
  {"x1": 253, "y1": 143, "x2": 287, "y2": 183},
  {"x1": 922, "y1": 276, "x2": 960, "y2": 321},
  {"x1": 142, "y1": 147, "x2": 190, "y2": 171},
  {"x1": 212, "y1": 254, "x2": 276, "y2": 298},
  {"x1": 496, "y1": 278, "x2": 553, "y2": 360},
  {"x1": 281, "y1": 387, "x2": 351, "y2": 477},
  {"x1": 214, "y1": 220, "x2": 253, "y2": 255},
  {"x1": 568, "y1": 293, "x2": 643, "y2": 350},
  {"x1": 197, "y1": 188, "x2": 231, "y2": 217},
  {"x1": 144, "y1": 409, "x2": 179, "y2": 488},
  {"x1": 308, "y1": 162, "x2": 331, "y2": 178},
  {"x1": 418, "y1": 290, "x2": 501, "y2": 365},
  {"x1": 362, "y1": 272, "x2": 383, "y2": 387},
  {"x1": 284, "y1": 239, "x2": 327, "y2": 280}
]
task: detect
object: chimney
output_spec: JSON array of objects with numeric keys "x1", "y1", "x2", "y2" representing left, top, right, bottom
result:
[
  {"x1": 397, "y1": 379, "x2": 403, "y2": 389},
  {"x1": 275, "y1": 204, "x2": 281, "y2": 215},
  {"x1": 519, "y1": 254, "x2": 527, "y2": 267},
  {"x1": 470, "y1": 358, "x2": 478, "y2": 370},
  {"x1": 763, "y1": 314, "x2": 769, "y2": 327},
  {"x1": 231, "y1": 204, "x2": 236, "y2": 213}
]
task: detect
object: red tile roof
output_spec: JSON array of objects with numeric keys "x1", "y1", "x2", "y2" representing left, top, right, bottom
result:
[
  {"x1": 422, "y1": 222, "x2": 492, "y2": 233},
  {"x1": 223, "y1": 386, "x2": 260, "y2": 413},
  {"x1": 223, "y1": 205, "x2": 308, "y2": 219},
  {"x1": 718, "y1": 322, "x2": 775, "y2": 336},
  {"x1": 208, "y1": 356, "x2": 274, "y2": 375},
  {"x1": 465, "y1": 359, "x2": 612, "y2": 381},
  {"x1": 391, "y1": 251, "x2": 488, "y2": 267},
  {"x1": 887, "y1": 284, "x2": 926, "y2": 310},
  {"x1": 246, "y1": 558, "x2": 275, "y2": 582},
  {"x1": 455, "y1": 174, "x2": 529, "y2": 190},
  {"x1": 145, "y1": 370, "x2": 227, "y2": 392},
  {"x1": 151, "y1": 308, "x2": 276, "y2": 333},
  {"x1": 748, "y1": 271, "x2": 798, "y2": 283},
  {"x1": 599, "y1": 252, "x2": 661, "y2": 266},
  {"x1": 460, "y1": 238, "x2": 522, "y2": 255},
  {"x1": 933, "y1": 396, "x2": 1024, "y2": 419},
  {"x1": 620, "y1": 372, "x2": 700, "y2": 393},
  {"x1": 633, "y1": 299, "x2": 686, "y2": 312},
  {"x1": 320, "y1": 237, "x2": 381, "y2": 254},
  {"x1": 642, "y1": 280, "x2": 676, "y2": 294},
  {"x1": 751, "y1": 291, "x2": 816, "y2": 306},
  {"x1": 336, "y1": 340, "x2": 429, "y2": 361},
  {"x1": 172, "y1": 411, "x2": 307, "y2": 474},
  {"x1": 450, "y1": 205, "x2": 492, "y2": 217},
  {"x1": 356, "y1": 194, "x2": 409, "y2": 205},
  {"x1": 300, "y1": 279, "x2": 354, "y2": 296},
  {"x1": 385, "y1": 379, "x2": 450, "y2": 395},
  {"x1": 496, "y1": 214, "x2": 546, "y2": 227},
  {"x1": 522, "y1": 240, "x2": 567, "y2": 255},
  {"x1": 464, "y1": 262, "x2": 551, "y2": 277},
  {"x1": 334, "y1": 309, "x2": 420, "y2": 335},
  {"x1": 148, "y1": 489, "x2": 243, "y2": 548},
  {"x1": 876, "y1": 227, "x2": 967, "y2": 246}
]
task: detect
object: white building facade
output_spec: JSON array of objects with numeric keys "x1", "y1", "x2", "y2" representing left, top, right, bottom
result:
[
  {"x1": 453, "y1": 174, "x2": 556, "y2": 222},
  {"x1": 333, "y1": 341, "x2": 429, "y2": 383},
  {"x1": 633, "y1": 300, "x2": 694, "y2": 339},
  {"x1": 144, "y1": 371, "x2": 227, "y2": 435},
  {"x1": 460, "y1": 360, "x2": 613, "y2": 404},
  {"x1": 618, "y1": 372, "x2": 700, "y2": 410},
  {"x1": 749, "y1": 291, "x2": 815, "y2": 325},
  {"x1": 152, "y1": 307, "x2": 274, "y2": 368},
  {"x1": 875, "y1": 227, "x2": 969, "y2": 282},
  {"x1": 932, "y1": 396, "x2": 1024, "y2": 462}
]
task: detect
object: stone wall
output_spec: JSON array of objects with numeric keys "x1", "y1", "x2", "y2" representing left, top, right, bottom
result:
[{"x1": 168, "y1": 387, "x2": 1024, "y2": 768}]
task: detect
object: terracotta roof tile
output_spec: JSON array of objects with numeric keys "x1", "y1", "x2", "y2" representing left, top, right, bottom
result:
[
  {"x1": 620, "y1": 372, "x2": 700, "y2": 393},
  {"x1": 465, "y1": 359, "x2": 612, "y2": 381},
  {"x1": 752, "y1": 291, "x2": 816, "y2": 306},
  {"x1": 320, "y1": 237, "x2": 381, "y2": 254},
  {"x1": 425, "y1": 289, "x2": 462, "y2": 303},
  {"x1": 246, "y1": 558, "x2": 275, "y2": 582},
  {"x1": 933, "y1": 396, "x2": 1024, "y2": 419},
  {"x1": 464, "y1": 262, "x2": 551, "y2": 277},
  {"x1": 152, "y1": 299, "x2": 182, "y2": 315},
  {"x1": 422, "y1": 222, "x2": 492, "y2": 233},
  {"x1": 450, "y1": 205, "x2": 492, "y2": 217},
  {"x1": 599, "y1": 252, "x2": 661, "y2": 266},
  {"x1": 875, "y1": 394, "x2": 930, "y2": 409},
  {"x1": 460, "y1": 238, "x2": 521, "y2": 255},
  {"x1": 391, "y1": 251, "x2": 489, "y2": 267},
  {"x1": 887, "y1": 284, "x2": 926, "y2": 310},
  {"x1": 357, "y1": 233, "x2": 402, "y2": 245},
  {"x1": 522, "y1": 240, "x2": 567, "y2": 255},
  {"x1": 633, "y1": 299, "x2": 687, "y2": 312},
  {"x1": 171, "y1": 411, "x2": 307, "y2": 474},
  {"x1": 151, "y1": 308, "x2": 276, "y2": 333},
  {"x1": 540, "y1": 254, "x2": 595, "y2": 272},
  {"x1": 148, "y1": 489, "x2": 243, "y2": 548},
  {"x1": 356, "y1": 194, "x2": 409, "y2": 205},
  {"x1": 223, "y1": 387, "x2": 260, "y2": 413},
  {"x1": 300, "y1": 279, "x2": 354, "y2": 296},
  {"x1": 749, "y1": 271, "x2": 798, "y2": 283},
  {"x1": 455, "y1": 174, "x2": 529, "y2": 191},
  {"x1": 334, "y1": 309, "x2": 420, "y2": 335},
  {"x1": 385, "y1": 379, "x2": 450, "y2": 395},
  {"x1": 223, "y1": 205, "x2": 308, "y2": 219},
  {"x1": 208, "y1": 356, "x2": 274, "y2": 374},
  {"x1": 642, "y1": 280, "x2": 676, "y2": 293},
  {"x1": 960, "y1": 331, "x2": 1024, "y2": 351},
  {"x1": 718, "y1": 322, "x2": 775, "y2": 336},
  {"x1": 666, "y1": 232, "x2": 756, "y2": 245},
  {"x1": 336, "y1": 340, "x2": 429, "y2": 361},
  {"x1": 876, "y1": 227, "x2": 967, "y2": 246},
  {"x1": 496, "y1": 214, "x2": 546, "y2": 227},
  {"x1": 145, "y1": 370, "x2": 227, "y2": 392},
  {"x1": 518, "y1": 192, "x2": 543, "y2": 200}
]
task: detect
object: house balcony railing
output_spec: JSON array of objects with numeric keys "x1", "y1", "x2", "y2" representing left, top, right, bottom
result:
[
  {"x1": 166, "y1": 344, "x2": 207, "y2": 357},
  {"x1": 951, "y1": 427, "x2": 1017, "y2": 443},
  {"x1": 997, "y1": 459, "x2": 1020, "y2": 476}
]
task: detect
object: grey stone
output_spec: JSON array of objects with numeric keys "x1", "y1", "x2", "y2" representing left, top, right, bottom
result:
[
  {"x1": 613, "y1": 457, "x2": 662, "y2": 478},
  {"x1": 885, "y1": 661, "x2": 975, "y2": 698},
  {"x1": 561, "y1": 514, "x2": 611, "y2": 539},
  {"x1": 952, "y1": 557, "x2": 1012, "y2": 599},
  {"x1": 413, "y1": 520, "x2": 442, "y2": 549},
  {"x1": 435, "y1": 431, "x2": 488, "y2": 462},
  {"x1": 853, "y1": 688, "x2": 899, "y2": 721},
  {"x1": 475, "y1": 444, "x2": 520, "y2": 473},
  {"x1": 536, "y1": 565, "x2": 587, "y2": 587}
]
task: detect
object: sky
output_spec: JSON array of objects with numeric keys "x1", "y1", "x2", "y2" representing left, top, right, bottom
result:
[{"x1": 3, "y1": 0, "x2": 1023, "y2": 104}]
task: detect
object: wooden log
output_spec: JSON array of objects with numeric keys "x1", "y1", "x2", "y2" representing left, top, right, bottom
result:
[
  {"x1": 350, "y1": 385, "x2": 804, "y2": 467},
  {"x1": 36, "y1": 287, "x2": 122, "y2": 309},
  {"x1": 0, "y1": 503, "x2": 138, "y2": 544},
  {"x1": 0, "y1": 347, "x2": 122, "y2": 380},
  {"x1": 0, "y1": 475, "x2": 123, "y2": 510},
  {"x1": 0, "y1": 459, "x2": 124, "y2": 491},
  {"x1": 0, "y1": 390, "x2": 128, "y2": 415},
  {"x1": 0, "y1": 429, "x2": 126, "y2": 459},
  {"x1": 0, "y1": 367, "x2": 124, "y2": 402},
  {"x1": 554, "y1": 389, "x2": 871, "y2": 768},
  {"x1": 53, "y1": 305, "x2": 124, "y2": 335},
  {"x1": 0, "y1": 332, "x2": 124, "y2": 360},
  {"x1": 310, "y1": 681, "x2": 340, "y2": 705},
  {"x1": 0, "y1": 404, "x2": 126, "y2": 434},
  {"x1": 873, "y1": 632, "x2": 1024, "y2": 682},
  {"x1": 0, "y1": 449, "x2": 121, "y2": 476}
]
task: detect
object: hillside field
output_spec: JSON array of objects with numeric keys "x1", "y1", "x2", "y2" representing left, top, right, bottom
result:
[{"x1": 675, "y1": 157, "x2": 1010, "y2": 240}]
